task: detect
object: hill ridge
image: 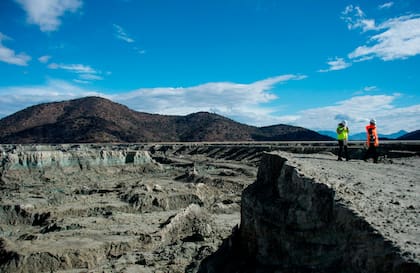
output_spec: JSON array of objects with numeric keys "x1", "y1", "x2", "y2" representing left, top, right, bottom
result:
[{"x1": 0, "y1": 96, "x2": 333, "y2": 143}]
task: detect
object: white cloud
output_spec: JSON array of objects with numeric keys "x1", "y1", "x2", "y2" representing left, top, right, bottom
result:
[
  {"x1": 349, "y1": 15, "x2": 420, "y2": 61},
  {"x1": 276, "y1": 94, "x2": 420, "y2": 134},
  {"x1": 354, "y1": 86, "x2": 378, "y2": 95},
  {"x1": 78, "y1": 74, "x2": 104, "y2": 81},
  {"x1": 113, "y1": 24, "x2": 135, "y2": 43},
  {"x1": 379, "y1": 2, "x2": 394, "y2": 9},
  {"x1": 113, "y1": 24, "x2": 147, "y2": 55},
  {"x1": 38, "y1": 55, "x2": 51, "y2": 63},
  {"x1": 134, "y1": 47, "x2": 146, "y2": 55},
  {"x1": 342, "y1": 5, "x2": 420, "y2": 61},
  {"x1": 48, "y1": 63, "x2": 97, "y2": 74},
  {"x1": 73, "y1": 79, "x2": 90, "y2": 84},
  {"x1": 15, "y1": 0, "x2": 82, "y2": 32},
  {"x1": 0, "y1": 32, "x2": 31, "y2": 66},
  {"x1": 318, "y1": 57, "x2": 351, "y2": 72},
  {"x1": 341, "y1": 5, "x2": 377, "y2": 32},
  {"x1": 48, "y1": 62, "x2": 104, "y2": 82},
  {"x1": 364, "y1": 86, "x2": 377, "y2": 92},
  {"x1": 110, "y1": 74, "x2": 305, "y2": 125}
]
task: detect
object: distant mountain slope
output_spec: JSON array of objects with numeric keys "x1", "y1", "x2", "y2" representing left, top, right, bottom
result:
[
  {"x1": 350, "y1": 130, "x2": 408, "y2": 140},
  {"x1": 255, "y1": 125, "x2": 331, "y2": 141},
  {"x1": 0, "y1": 97, "x2": 333, "y2": 143},
  {"x1": 398, "y1": 130, "x2": 420, "y2": 140},
  {"x1": 318, "y1": 130, "x2": 408, "y2": 141},
  {"x1": 317, "y1": 131, "x2": 337, "y2": 139}
]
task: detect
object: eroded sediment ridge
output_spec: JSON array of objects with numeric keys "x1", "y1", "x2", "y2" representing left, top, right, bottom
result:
[{"x1": 200, "y1": 151, "x2": 419, "y2": 273}]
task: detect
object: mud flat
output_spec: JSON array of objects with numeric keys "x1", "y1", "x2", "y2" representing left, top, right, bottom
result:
[{"x1": 0, "y1": 142, "x2": 419, "y2": 273}]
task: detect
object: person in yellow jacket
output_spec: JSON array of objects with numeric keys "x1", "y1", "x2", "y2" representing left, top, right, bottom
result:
[
  {"x1": 363, "y1": 118, "x2": 379, "y2": 163},
  {"x1": 336, "y1": 120, "x2": 349, "y2": 161}
]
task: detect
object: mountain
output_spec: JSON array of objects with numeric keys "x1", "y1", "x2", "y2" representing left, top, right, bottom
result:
[
  {"x1": 317, "y1": 131, "x2": 337, "y2": 139},
  {"x1": 318, "y1": 130, "x2": 408, "y2": 141},
  {"x1": 254, "y1": 125, "x2": 331, "y2": 141},
  {"x1": 398, "y1": 130, "x2": 420, "y2": 140},
  {"x1": 0, "y1": 96, "x2": 333, "y2": 143},
  {"x1": 381, "y1": 130, "x2": 409, "y2": 139},
  {"x1": 349, "y1": 130, "x2": 408, "y2": 140}
]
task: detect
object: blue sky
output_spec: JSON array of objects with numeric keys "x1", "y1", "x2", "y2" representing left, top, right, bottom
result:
[{"x1": 0, "y1": 0, "x2": 419, "y2": 134}]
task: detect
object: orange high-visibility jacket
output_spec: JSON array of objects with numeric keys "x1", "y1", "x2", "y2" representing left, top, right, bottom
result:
[{"x1": 365, "y1": 124, "x2": 379, "y2": 147}]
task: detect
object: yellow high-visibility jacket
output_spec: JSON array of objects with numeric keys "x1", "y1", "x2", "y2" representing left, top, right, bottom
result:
[{"x1": 336, "y1": 125, "x2": 349, "y2": 140}]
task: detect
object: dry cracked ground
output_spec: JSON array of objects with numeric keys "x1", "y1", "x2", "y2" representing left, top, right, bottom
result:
[
  {"x1": 0, "y1": 144, "x2": 262, "y2": 273},
  {"x1": 0, "y1": 143, "x2": 419, "y2": 273}
]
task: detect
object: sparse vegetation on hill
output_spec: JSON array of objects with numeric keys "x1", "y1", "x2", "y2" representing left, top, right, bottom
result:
[{"x1": 0, "y1": 96, "x2": 333, "y2": 143}]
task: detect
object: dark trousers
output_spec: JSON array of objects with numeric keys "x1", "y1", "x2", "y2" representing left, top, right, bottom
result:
[
  {"x1": 364, "y1": 144, "x2": 378, "y2": 163},
  {"x1": 338, "y1": 140, "x2": 349, "y2": 160}
]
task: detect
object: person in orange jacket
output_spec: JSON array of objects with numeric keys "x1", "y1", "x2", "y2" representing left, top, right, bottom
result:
[{"x1": 363, "y1": 118, "x2": 379, "y2": 163}]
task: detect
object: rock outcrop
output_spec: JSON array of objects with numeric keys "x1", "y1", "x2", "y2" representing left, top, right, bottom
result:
[
  {"x1": 200, "y1": 152, "x2": 419, "y2": 273},
  {"x1": 1, "y1": 144, "x2": 155, "y2": 171}
]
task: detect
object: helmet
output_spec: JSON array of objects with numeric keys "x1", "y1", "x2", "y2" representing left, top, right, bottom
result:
[
  {"x1": 370, "y1": 118, "x2": 376, "y2": 125},
  {"x1": 342, "y1": 120, "x2": 348, "y2": 126}
]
